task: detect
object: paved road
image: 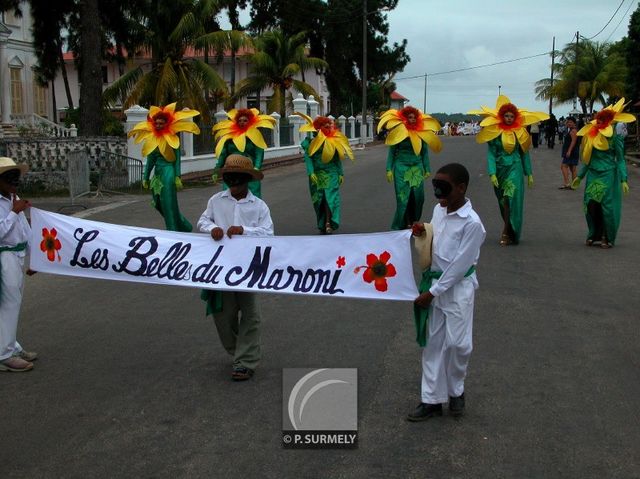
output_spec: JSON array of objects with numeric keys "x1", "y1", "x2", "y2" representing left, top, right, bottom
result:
[{"x1": 3, "y1": 137, "x2": 640, "y2": 478}]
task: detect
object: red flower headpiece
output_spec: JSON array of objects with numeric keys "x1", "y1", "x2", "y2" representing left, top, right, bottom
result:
[
  {"x1": 594, "y1": 109, "x2": 615, "y2": 130},
  {"x1": 497, "y1": 103, "x2": 521, "y2": 129}
]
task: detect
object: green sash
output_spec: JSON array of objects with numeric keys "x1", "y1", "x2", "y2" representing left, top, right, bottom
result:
[
  {"x1": 0, "y1": 242, "x2": 28, "y2": 299},
  {"x1": 200, "y1": 289, "x2": 223, "y2": 316},
  {"x1": 413, "y1": 265, "x2": 475, "y2": 347}
]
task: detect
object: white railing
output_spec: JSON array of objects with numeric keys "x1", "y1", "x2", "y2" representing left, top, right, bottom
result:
[{"x1": 10, "y1": 113, "x2": 77, "y2": 138}]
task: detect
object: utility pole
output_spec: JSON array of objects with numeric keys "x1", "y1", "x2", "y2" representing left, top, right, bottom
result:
[
  {"x1": 549, "y1": 36, "x2": 555, "y2": 115},
  {"x1": 423, "y1": 74, "x2": 427, "y2": 111},
  {"x1": 573, "y1": 31, "x2": 579, "y2": 113},
  {"x1": 360, "y1": 0, "x2": 367, "y2": 146}
]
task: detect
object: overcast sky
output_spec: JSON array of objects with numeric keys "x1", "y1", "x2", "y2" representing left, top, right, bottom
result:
[{"x1": 386, "y1": 0, "x2": 637, "y2": 114}]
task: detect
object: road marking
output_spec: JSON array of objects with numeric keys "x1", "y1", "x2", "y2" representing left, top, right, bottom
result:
[{"x1": 73, "y1": 200, "x2": 141, "y2": 218}]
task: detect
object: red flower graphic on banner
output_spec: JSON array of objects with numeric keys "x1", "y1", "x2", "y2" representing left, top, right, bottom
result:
[
  {"x1": 354, "y1": 251, "x2": 397, "y2": 292},
  {"x1": 336, "y1": 256, "x2": 346, "y2": 268},
  {"x1": 40, "y1": 227, "x2": 62, "y2": 262}
]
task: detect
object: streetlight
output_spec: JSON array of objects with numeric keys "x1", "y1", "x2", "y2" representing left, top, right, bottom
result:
[{"x1": 498, "y1": 85, "x2": 502, "y2": 96}]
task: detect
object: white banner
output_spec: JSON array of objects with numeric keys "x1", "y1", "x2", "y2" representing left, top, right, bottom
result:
[{"x1": 29, "y1": 208, "x2": 419, "y2": 301}]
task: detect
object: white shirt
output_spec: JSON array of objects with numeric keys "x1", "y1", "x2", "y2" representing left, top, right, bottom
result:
[
  {"x1": 429, "y1": 199, "x2": 486, "y2": 297},
  {"x1": 0, "y1": 193, "x2": 31, "y2": 257},
  {"x1": 197, "y1": 189, "x2": 274, "y2": 237}
]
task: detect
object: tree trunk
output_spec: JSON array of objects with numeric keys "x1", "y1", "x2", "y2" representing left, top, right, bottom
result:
[
  {"x1": 50, "y1": 80, "x2": 57, "y2": 123},
  {"x1": 58, "y1": 44, "x2": 74, "y2": 109},
  {"x1": 78, "y1": 0, "x2": 103, "y2": 136}
]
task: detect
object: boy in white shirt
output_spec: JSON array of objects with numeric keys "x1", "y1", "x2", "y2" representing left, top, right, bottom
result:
[
  {"x1": 198, "y1": 155, "x2": 274, "y2": 381},
  {"x1": 0, "y1": 157, "x2": 37, "y2": 372},
  {"x1": 409, "y1": 163, "x2": 486, "y2": 421}
]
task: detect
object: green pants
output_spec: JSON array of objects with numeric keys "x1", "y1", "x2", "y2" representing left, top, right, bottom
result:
[{"x1": 212, "y1": 292, "x2": 262, "y2": 370}]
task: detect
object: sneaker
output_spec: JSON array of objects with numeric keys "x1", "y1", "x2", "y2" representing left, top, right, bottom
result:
[
  {"x1": 15, "y1": 350, "x2": 38, "y2": 362},
  {"x1": 231, "y1": 367, "x2": 254, "y2": 381},
  {"x1": 449, "y1": 393, "x2": 465, "y2": 417},
  {"x1": 0, "y1": 356, "x2": 34, "y2": 372},
  {"x1": 406, "y1": 402, "x2": 443, "y2": 422}
]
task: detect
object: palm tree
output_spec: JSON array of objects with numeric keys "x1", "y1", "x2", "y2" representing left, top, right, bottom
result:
[
  {"x1": 103, "y1": 0, "x2": 228, "y2": 122},
  {"x1": 232, "y1": 30, "x2": 328, "y2": 116},
  {"x1": 535, "y1": 40, "x2": 627, "y2": 115},
  {"x1": 194, "y1": 29, "x2": 254, "y2": 106}
]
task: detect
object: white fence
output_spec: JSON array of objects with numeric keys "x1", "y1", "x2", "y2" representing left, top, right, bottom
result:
[{"x1": 124, "y1": 94, "x2": 375, "y2": 176}]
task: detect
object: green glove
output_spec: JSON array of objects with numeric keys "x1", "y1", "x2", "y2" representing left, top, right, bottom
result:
[
  {"x1": 490, "y1": 174, "x2": 499, "y2": 188},
  {"x1": 309, "y1": 173, "x2": 318, "y2": 185},
  {"x1": 571, "y1": 177, "x2": 581, "y2": 190},
  {"x1": 386, "y1": 170, "x2": 394, "y2": 183},
  {"x1": 142, "y1": 180, "x2": 149, "y2": 189},
  {"x1": 211, "y1": 173, "x2": 218, "y2": 184},
  {"x1": 424, "y1": 171, "x2": 431, "y2": 179},
  {"x1": 622, "y1": 181, "x2": 629, "y2": 195},
  {"x1": 527, "y1": 175, "x2": 534, "y2": 188},
  {"x1": 175, "y1": 177, "x2": 183, "y2": 190},
  {"x1": 339, "y1": 175, "x2": 344, "y2": 185}
]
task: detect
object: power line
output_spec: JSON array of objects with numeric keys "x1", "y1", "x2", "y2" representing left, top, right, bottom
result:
[
  {"x1": 581, "y1": 0, "x2": 625, "y2": 40},
  {"x1": 395, "y1": 51, "x2": 551, "y2": 81},
  {"x1": 605, "y1": 0, "x2": 636, "y2": 42}
]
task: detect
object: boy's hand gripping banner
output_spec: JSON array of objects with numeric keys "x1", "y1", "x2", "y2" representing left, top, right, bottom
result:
[{"x1": 30, "y1": 208, "x2": 419, "y2": 301}]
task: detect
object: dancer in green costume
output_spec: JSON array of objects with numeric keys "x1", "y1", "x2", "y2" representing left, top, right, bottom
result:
[
  {"x1": 212, "y1": 108, "x2": 276, "y2": 199},
  {"x1": 297, "y1": 114, "x2": 354, "y2": 234},
  {"x1": 469, "y1": 95, "x2": 548, "y2": 245},
  {"x1": 378, "y1": 106, "x2": 442, "y2": 230},
  {"x1": 128, "y1": 102, "x2": 201, "y2": 232},
  {"x1": 571, "y1": 101, "x2": 635, "y2": 248},
  {"x1": 143, "y1": 146, "x2": 192, "y2": 232}
]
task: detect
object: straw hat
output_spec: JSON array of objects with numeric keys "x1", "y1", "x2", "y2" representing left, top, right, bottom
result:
[
  {"x1": 0, "y1": 157, "x2": 28, "y2": 177},
  {"x1": 414, "y1": 223, "x2": 434, "y2": 270},
  {"x1": 217, "y1": 154, "x2": 263, "y2": 180}
]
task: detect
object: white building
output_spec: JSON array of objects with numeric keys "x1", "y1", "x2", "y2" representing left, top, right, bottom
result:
[
  {"x1": 0, "y1": 4, "x2": 52, "y2": 134},
  {"x1": 55, "y1": 47, "x2": 331, "y2": 118}
]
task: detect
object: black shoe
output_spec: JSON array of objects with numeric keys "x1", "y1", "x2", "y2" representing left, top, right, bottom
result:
[
  {"x1": 406, "y1": 403, "x2": 443, "y2": 422},
  {"x1": 232, "y1": 367, "x2": 254, "y2": 381},
  {"x1": 449, "y1": 393, "x2": 465, "y2": 417}
]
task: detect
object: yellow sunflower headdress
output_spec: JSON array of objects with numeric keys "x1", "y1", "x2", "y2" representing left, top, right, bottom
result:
[
  {"x1": 577, "y1": 98, "x2": 636, "y2": 163},
  {"x1": 212, "y1": 108, "x2": 276, "y2": 158},
  {"x1": 127, "y1": 102, "x2": 201, "y2": 162},
  {"x1": 469, "y1": 95, "x2": 549, "y2": 154},
  {"x1": 294, "y1": 112, "x2": 355, "y2": 163},
  {"x1": 377, "y1": 106, "x2": 442, "y2": 156}
]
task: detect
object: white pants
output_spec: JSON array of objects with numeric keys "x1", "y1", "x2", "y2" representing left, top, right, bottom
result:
[
  {"x1": 421, "y1": 278, "x2": 475, "y2": 404},
  {"x1": 0, "y1": 252, "x2": 25, "y2": 361}
]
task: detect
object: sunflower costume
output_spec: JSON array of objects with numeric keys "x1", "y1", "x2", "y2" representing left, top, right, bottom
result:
[
  {"x1": 469, "y1": 95, "x2": 548, "y2": 244},
  {"x1": 128, "y1": 103, "x2": 200, "y2": 232},
  {"x1": 296, "y1": 113, "x2": 354, "y2": 233},
  {"x1": 213, "y1": 108, "x2": 276, "y2": 198},
  {"x1": 377, "y1": 106, "x2": 442, "y2": 230},
  {"x1": 572, "y1": 99, "x2": 635, "y2": 247}
]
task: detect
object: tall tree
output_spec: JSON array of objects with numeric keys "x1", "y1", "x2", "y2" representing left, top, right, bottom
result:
[
  {"x1": 103, "y1": 0, "x2": 228, "y2": 121},
  {"x1": 626, "y1": 3, "x2": 640, "y2": 103},
  {"x1": 535, "y1": 39, "x2": 626, "y2": 115},
  {"x1": 232, "y1": 29, "x2": 327, "y2": 116}
]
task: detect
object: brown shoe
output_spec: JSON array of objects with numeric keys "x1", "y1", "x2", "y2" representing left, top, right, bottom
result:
[
  {"x1": 17, "y1": 350, "x2": 38, "y2": 362},
  {"x1": 0, "y1": 356, "x2": 34, "y2": 372}
]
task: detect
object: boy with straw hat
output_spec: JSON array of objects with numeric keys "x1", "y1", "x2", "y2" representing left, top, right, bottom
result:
[{"x1": 0, "y1": 157, "x2": 37, "y2": 372}]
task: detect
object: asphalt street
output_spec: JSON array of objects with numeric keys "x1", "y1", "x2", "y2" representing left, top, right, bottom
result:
[{"x1": 3, "y1": 137, "x2": 640, "y2": 478}]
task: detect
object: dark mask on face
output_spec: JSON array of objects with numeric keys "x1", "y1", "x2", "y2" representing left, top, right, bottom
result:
[
  {"x1": 223, "y1": 172, "x2": 252, "y2": 187},
  {"x1": 0, "y1": 170, "x2": 20, "y2": 187},
  {"x1": 432, "y1": 178, "x2": 453, "y2": 199}
]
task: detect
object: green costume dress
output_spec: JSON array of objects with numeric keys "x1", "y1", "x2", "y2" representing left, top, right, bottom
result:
[
  {"x1": 215, "y1": 139, "x2": 264, "y2": 198},
  {"x1": 386, "y1": 137, "x2": 431, "y2": 230},
  {"x1": 302, "y1": 136, "x2": 344, "y2": 232},
  {"x1": 487, "y1": 137, "x2": 532, "y2": 243},
  {"x1": 144, "y1": 148, "x2": 192, "y2": 232},
  {"x1": 577, "y1": 135, "x2": 627, "y2": 245}
]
